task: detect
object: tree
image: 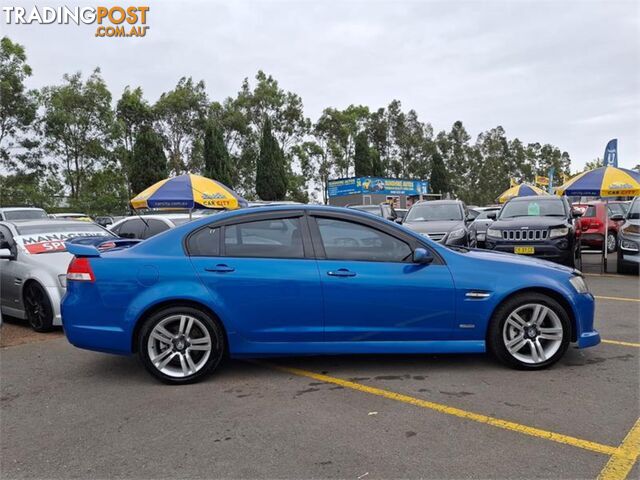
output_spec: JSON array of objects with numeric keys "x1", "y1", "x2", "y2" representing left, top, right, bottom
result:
[
  {"x1": 370, "y1": 148, "x2": 385, "y2": 177},
  {"x1": 202, "y1": 120, "x2": 233, "y2": 187},
  {"x1": 154, "y1": 77, "x2": 208, "y2": 174},
  {"x1": 0, "y1": 36, "x2": 38, "y2": 164},
  {"x1": 129, "y1": 125, "x2": 168, "y2": 195},
  {"x1": 256, "y1": 118, "x2": 287, "y2": 200},
  {"x1": 429, "y1": 151, "x2": 449, "y2": 196},
  {"x1": 115, "y1": 86, "x2": 152, "y2": 195},
  {"x1": 353, "y1": 131, "x2": 373, "y2": 176},
  {"x1": 40, "y1": 69, "x2": 115, "y2": 201}
]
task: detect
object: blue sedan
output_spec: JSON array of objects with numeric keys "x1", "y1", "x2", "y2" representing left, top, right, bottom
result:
[{"x1": 62, "y1": 205, "x2": 600, "y2": 384}]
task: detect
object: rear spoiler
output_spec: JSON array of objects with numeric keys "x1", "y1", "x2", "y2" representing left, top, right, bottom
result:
[{"x1": 65, "y1": 237, "x2": 142, "y2": 257}]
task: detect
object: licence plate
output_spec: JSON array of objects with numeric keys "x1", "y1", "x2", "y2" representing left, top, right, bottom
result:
[{"x1": 514, "y1": 246, "x2": 535, "y2": 255}]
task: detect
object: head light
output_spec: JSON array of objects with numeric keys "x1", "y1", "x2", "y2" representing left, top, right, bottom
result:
[
  {"x1": 569, "y1": 275, "x2": 588, "y2": 294},
  {"x1": 620, "y1": 239, "x2": 639, "y2": 252},
  {"x1": 549, "y1": 227, "x2": 569, "y2": 239},
  {"x1": 487, "y1": 228, "x2": 501, "y2": 239},
  {"x1": 448, "y1": 228, "x2": 465, "y2": 240}
]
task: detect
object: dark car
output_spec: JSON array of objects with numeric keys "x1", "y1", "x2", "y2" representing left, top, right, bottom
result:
[
  {"x1": 347, "y1": 203, "x2": 397, "y2": 221},
  {"x1": 402, "y1": 200, "x2": 470, "y2": 246},
  {"x1": 485, "y1": 196, "x2": 581, "y2": 267},
  {"x1": 617, "y1": 196, "x2": 639, "y2": 274},
  {"x1": 469, "y1": 207, "x2": 501, "y2": 248}
]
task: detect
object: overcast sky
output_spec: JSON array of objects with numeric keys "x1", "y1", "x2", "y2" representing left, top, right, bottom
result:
[{"x1": 4, "y1": 0, "x2": 639, "y2": 171}]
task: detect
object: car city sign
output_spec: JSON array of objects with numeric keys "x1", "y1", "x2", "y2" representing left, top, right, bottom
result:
[{"x1": 1, "y1": 5, "x2": 150, "y2": 38}]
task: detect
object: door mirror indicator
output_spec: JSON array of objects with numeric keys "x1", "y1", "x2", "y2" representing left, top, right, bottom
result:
[{"x1": 412, "y1": 248, "x2": 433, "y2": 264}]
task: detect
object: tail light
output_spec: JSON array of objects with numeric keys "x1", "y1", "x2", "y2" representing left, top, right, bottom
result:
[{"x1": 67, "y1": 257, "x2": 95, "y2": 282}]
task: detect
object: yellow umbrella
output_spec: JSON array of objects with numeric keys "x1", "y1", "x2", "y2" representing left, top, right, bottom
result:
[
  {"x1": 496, "y1": 183, "x2": 549, "y2": 204},
  {"x1": 130, "y1": 174, "x2": 247, "y2": 210}
]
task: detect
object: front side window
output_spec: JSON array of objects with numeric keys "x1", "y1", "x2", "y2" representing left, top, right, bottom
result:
[
  {"x1": 316, "y1": 218, "x2": 411, "y2": 262},
  {"x1": 224, "y1": 218, "x2": 304, "y2": 258}
]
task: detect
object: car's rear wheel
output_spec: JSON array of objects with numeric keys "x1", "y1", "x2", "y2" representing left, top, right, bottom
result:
[
  {"x1": 607, "y1": 232, "x2": 617, "y2": 253},
  {"x1": 488, "y1": 293, "x2": 570, "y2": 369},
  {"x1": 23, "y1": 282, "x2": 54, "y2": 332},
  {"x1": 138, "y1": 306, "x2": 225, "y2": 384}
]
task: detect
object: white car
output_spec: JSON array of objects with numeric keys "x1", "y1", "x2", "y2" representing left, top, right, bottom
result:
[
  {"x1": 0, "y1": 207, "x2": 48, "y2": 221},
  {"x1": 108, "y1": 213, "x2": 214, "y2": 240},
  {"x1": 0, "y1": 219, "x2": 116, "y2": 331}
]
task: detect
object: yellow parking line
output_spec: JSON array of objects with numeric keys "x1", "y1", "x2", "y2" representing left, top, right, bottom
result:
[
  {"x1": 598, "y1": 419, "x2": 640, "y2": 480},
  {"x1": 602, "y1": 339, "x2": 640, "y2": 348},
  {"x1": 595, "y1": 296, "x2": 640, "y2": 303},
  {"x1": 267, "y1": 363, "x2": 618, "y2": 457}
]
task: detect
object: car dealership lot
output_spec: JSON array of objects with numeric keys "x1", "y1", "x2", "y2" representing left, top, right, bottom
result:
[{"x1": 1, "y1": 266, "x2": 638, "y2": 479}]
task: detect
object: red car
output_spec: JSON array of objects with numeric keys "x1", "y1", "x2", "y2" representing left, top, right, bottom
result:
[{"x1": 573, "y1": 201, "x2": 627, "y2": 253}]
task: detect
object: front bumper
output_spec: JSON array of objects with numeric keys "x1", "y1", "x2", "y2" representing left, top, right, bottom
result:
[
  {"x1": 618, "y1": 234, "x2": 639, "y2": 264},
  {"x1": 572, "y1": 292, "x2": 600, "y2": 348}
]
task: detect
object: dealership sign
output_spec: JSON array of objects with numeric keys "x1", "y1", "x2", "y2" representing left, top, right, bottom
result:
[
  {"x1": 328, "y1": 177, "x2": 429, "y2": 197},
  {"x1": 16, "y1": 231, "x2": 111, "y2": 254}
]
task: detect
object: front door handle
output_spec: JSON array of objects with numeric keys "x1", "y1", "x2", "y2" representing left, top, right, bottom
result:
[
  {"x1": 205, "y1": 264, "x2": 235, "y2": 273},
  {"x1": 327, "y1": 268, "x2": 356, "y2": 277}
]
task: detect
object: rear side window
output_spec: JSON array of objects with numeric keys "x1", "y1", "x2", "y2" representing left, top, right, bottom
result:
[
  {"x1": 188, "y1": 227, "x2": 220, "y2": 256},
  {"x1": 117, "y1": 219, "x2": 146, "y2": 239},
  {"x1": 224, "y1": 218, "x2": 304, "y2": 259},
  {"x1": 142, "y1": 219, "x2": 170, "y2": 239},
  {"x1": 583, "y1": 206, "x2": 596, "y2": 218},
  {"x1": 315, "y1": 218, "x2": 411, "y2": 262}
]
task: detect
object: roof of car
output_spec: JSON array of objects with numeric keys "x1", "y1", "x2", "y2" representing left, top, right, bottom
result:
[
  {"x1": 412, "y1": 199, "x2": 463, "y2": 206},
  {"x1": 0, "y1": 207, "x2": 46, "y2": 211},
  {"x1": 2, "y1": 219, "x2": 99, "y2": 228},
  {"x1": 117, "y1": 213, "x2": 209, "y2": 220}
]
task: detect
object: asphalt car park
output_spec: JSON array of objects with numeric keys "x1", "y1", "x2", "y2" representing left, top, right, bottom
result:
[{"x1": 0, "y1": 251, "x2": 638, "y2": 479}]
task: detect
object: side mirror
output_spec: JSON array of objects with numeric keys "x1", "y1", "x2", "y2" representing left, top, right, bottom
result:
[
  {"x1": 572, "y1": 209, "x2": 583, "y2": 218},
  {"x1": 412, "y1": 247, "x2": 434, "y2": 265},
  {"x1": 487, "y1": 212, "x2": 497, "y2": 220},
  {"x1": 0, "y1": 248, "x2": 14, "y2": 260},
  {"x1": 610, "y1": 213, "x2": 624, "y2": 221}
]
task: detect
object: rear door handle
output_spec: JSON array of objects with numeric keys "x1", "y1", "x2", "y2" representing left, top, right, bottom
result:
[
  {"x1": 205, "y1": 264, "x2": 235, "y2": 273},
  {"x1": 327, "y1": 268, "x2": 356, "y2": 277}
]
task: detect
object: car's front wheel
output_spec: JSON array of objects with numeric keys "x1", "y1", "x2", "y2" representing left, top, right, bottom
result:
[
  {"x1": 607, "y1": 232, "x2": 617, "y2": 253},
  {"x1": 138, "y1": 306, "x2": 225, "y2": 384},
  {"x1": 488, "y1": 293, "x2": 570, "y2": 369}
]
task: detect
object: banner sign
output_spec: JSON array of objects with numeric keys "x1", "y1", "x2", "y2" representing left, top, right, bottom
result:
[
  {"x1": 535, "y1": 175, "x2": 549, "y2": 186},
  {"x1": 603, "y1": 139, "x2": 618, "y2": 167},
  {"x1": 548, "y1": 167, "x2": 555, "y2": 193},
  {"x1": 327, "y1": 177, "x2": 429, "y2": 197},
  {"x1": 16, "y1": 231, "x2": 111, "y2": 254}
]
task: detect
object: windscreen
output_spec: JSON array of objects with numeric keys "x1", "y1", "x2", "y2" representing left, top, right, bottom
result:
[
  {"x1": 4, "y1": 209, "x2": 48, "y2": 220},
  {"x1": 15, "y1": 223, "x2": 113, "y2": 254},
  {"x1": 405, "y1": 204, "x2": 462, "y2": 222},
  {"x1": 499, "y1": 200, "x2": 565, "y2": 219}
]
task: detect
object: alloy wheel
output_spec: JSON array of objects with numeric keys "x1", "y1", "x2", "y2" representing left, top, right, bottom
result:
[
  {"x1": 502, "y1": 303, "x2": 563, "y2": 365},
  {"x1": 24, "y1": 284, "x2": 49, "y2": 330},
  {"x1": 147, "y1": 314, "x2": 213, "y2": 378},
  {"x1": 607, "y1": 233, "x2": 616, "y2": 253}
]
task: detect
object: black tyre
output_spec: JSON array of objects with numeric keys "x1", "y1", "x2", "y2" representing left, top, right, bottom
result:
[
  {"x1": 138, "y1": 306, "x2": 225, "y2": 385},
  {"x1": 617, "y1": 257, "x2": 638, "y2": 275},
  {"x1": 487, "y1": 293, "x2": 571, "y2": 370},
  {"x1": 23, "y1": 282, "x2": 54, "y2": 332}
]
